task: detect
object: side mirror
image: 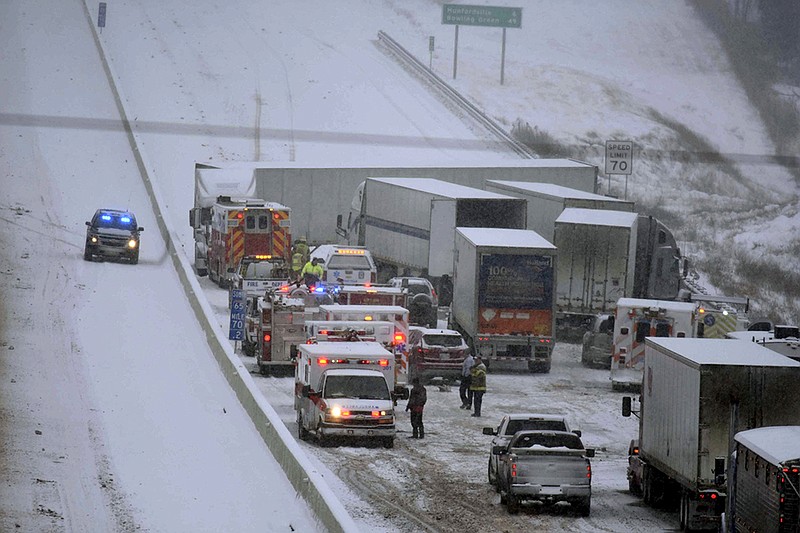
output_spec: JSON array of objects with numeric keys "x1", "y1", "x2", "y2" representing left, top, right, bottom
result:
[
  {"x1": 573, "y1": 430, "x2": 582, "y2": 438},
  {"x1": 585, "y1": 449, "x2": 596, "y2": 458},
  {"x1": 491, "y1": 445, "x2": 507, "y2": 456},
  {"x1": 482, "y1": 427, "x2": 496, "y2": 436},
  {"x1": 85, "y1": 221, "x2": 91, "y2": 226},
  {"x1": 138, "y1": 226, "x2": 144, "y2": 232},
  {"x1": 622, "y1": 396, "x2": 632, "y2": 417},
  {"x1": 301, "y1": 385, "x2": 311, "y2": 398}
]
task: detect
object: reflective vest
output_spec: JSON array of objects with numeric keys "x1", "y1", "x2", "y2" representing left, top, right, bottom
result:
[{"x1": 291, "y1": 252, "x2": 304, "y2": 271}]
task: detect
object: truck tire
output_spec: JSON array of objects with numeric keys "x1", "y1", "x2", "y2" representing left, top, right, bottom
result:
[
  {"x1": 506, "y1": 494, "x2": 520, "y2": 514},
  {"x1": 83, "y1": 247, "x2": 92, "y2": 261},
  {"x1": 487, "y1": 458, "x2": 496, "y2": 487},
  {"x1": 574, "y1": 496, "x2": 591, "y2": 517},
  {"x1": 297, "y1": 412, "x2": 309, "y2": 441}
]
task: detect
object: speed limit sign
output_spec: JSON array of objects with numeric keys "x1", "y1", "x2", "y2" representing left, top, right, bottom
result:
[{"x1": 605, "y1": 140, "x2": 633, "y2": 175}]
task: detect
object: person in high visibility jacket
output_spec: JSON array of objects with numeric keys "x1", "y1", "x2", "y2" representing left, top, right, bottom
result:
[
  {"x1": 293, "y1": 237, "x2": 309, "y2": 264},
  {"x1": 290, "y1": 251, "x2": 304, "y2": 280},
  {"x1": 301, "y1": 257, "x2": 324, "y2": 287},
  {"x1": 469, "y1": 356, "x2": 487, "y2": 417}
]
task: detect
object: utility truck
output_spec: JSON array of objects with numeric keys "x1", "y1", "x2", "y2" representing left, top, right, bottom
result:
[
  {"x1": 336, "y1": 177, "x2": 527, "y2": 281},
  {"x1": 451, "y1": 227, "x2": 556, "y2": 373},
  {"x1": 723, "y1": 426, "x2": 800, "y2": 533},
  {"x1": 622, "y1": 337, "x2": 800, "y2": 531},
  {"x1": 294, "y1": 342, "x2": 397, "y2": 448}
]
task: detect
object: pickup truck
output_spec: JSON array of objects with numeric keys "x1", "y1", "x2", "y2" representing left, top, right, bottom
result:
[
  {"x1": 483, "y1": 413, "x2": 580, "y2": 489},
  {"x1": 494, "y1": 430, "x2": 594, "y2": 516}
]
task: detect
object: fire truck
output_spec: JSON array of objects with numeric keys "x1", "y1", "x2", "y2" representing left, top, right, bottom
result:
[
  {"x1": 334, "y1": 284, "x2": 408, "y2": 307},
  {"x1": 195, "y1": 196, "x2": 292, "y2": 288},
  {"x1": 244, "y1": 286, "x2": 309, "y2": 376}
]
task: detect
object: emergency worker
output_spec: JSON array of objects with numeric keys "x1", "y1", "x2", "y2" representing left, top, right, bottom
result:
[
  {"x1": 293, "y1": 237, "x2": 310, "y2": 264},
  {"x1": 301, "y1": 257, "x2": 324, "y2": 287},
  {"x1": 290, "y1": 251, "x2": 304, "y2": 280},
  {"x1": 406, "y1": 377, "x2": 427, "y2": 438},
  {"x1": 469, "y1": 355, "x2": 487, "y2": 417},
  {"x1": 459, "y1": 352, "x2": 474, "y2": 409}
]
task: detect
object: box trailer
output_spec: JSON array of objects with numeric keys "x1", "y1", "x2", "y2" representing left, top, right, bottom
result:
[
  {"x1": 451, "y1": 227, "x2": 557, "y2": 373},
  {"x1": 485, "y1": 180, "x2": 634, "y2": 242},
  {"x1": 624, "y1": 337, "x2": 800, "y2": 531},
  {"x1": 338, "y1": 177, "x2": 527, "y2": 280}
]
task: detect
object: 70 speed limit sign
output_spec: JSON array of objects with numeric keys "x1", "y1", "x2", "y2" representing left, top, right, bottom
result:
[{"x1": 605, "y1": 140, "x2": 633, "y2": 175}]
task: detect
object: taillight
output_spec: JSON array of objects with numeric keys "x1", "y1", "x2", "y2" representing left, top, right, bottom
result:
[
  {"x1": 263, "y1": 333, "x2": 271, "y2": 342},
  {"x1": 511, "y1": 462, "x2": 517, "y2": 478},
  {"x1": 378, "y1": 359, "x2": 389, "y2": 367},
  {"x1": 393, "y1": 332, "x2": 405, "y2": 345},
  {"x1": 587, "y1": 464, "x2": 592, "y2": 479}
]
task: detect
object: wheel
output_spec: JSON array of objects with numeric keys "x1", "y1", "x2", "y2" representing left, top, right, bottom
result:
[
  {"x1": 574, "y1": 496, "x2": 591, "y2": 517},
  {"x1": 679, "y1": 491, "x2": 691, "y2": 531},
  {"x1": 628, "y1": 472, "x2": 642, "y2": 496},
  {"x1": 642, "y1": 466, "x2": 652, "y2": 505},
  {"x1": 506, "y1": 494, "x2": 520, "y2": 514},
  {"x1": 488, "y1": 458, "x2": 496, "y2": 486},
  {"x1": 130, "y1": 253, "x2": 139, "y2": 265},
  {"x1": 297, "y1": 411, "x2": 309, "y2": 441},
  {"x1": 83, "y1": 247, "x2": 92, "y2": 261},
  {"x1": 258, "y1": 360, "x2": 268, "y2": 376}
]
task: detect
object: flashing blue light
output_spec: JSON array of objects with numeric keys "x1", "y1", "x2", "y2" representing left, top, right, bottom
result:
[
  {"x1": 314, "y1": 285, "x2": 325, "y2": 293},
  {"x1": 101, "y1": 214, "x2": 112, "y2": 221},
  {"x1": 120, "y1": 216, "x2": 131, "y2": 223}
]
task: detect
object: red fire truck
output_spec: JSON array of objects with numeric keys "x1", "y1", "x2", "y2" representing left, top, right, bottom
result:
[{"x1": 206, "y1": 196, "x2": 291, "y2": 288}]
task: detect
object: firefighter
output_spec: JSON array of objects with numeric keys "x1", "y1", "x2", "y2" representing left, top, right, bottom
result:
[
  {"x1": 293, "y1": 237, "x2": 309, "y2": 264},
  {"x1": 290, "y1": 250, "x2": 304, "y2": 280},
  {"x1": 301, "y1": 257, "x2": 324, "y2": 287},
  {"x1": 406, "y1": 377, "x2": 427, "y2": 438}
]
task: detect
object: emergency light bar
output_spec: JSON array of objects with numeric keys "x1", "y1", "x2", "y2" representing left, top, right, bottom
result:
[
  {"x1": 253, "y1": 254, "x2": 272, "y2": 260},
  {"x1": 335, "y1": 249, "x2": 365, "y2": 255}
]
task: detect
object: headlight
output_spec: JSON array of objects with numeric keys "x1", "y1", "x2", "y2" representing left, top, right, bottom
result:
[
  {"x1": 127, "y1": 239, "x2": 138, "y2": 249},
  {"x1": 90, "y1": 235, "x2": 98, "y2": 243},
  {"x1": 329, "y1": 405, "x2": 342, "y2": 418}
]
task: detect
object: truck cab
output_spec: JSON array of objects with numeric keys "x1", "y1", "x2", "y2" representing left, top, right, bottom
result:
[{"x1": 294, "y1": 342, "x2": 396, "y2": 448}]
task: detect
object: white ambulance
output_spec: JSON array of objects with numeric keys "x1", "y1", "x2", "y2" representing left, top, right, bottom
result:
[
  {"x1": 309, "y1": 245, "x2": 377, "y2": 285},
  {"x1": 610, "y1": 298, "x2": 698, "y2": 391},
  {"x1": 294, "y1": 342, "x2": 397, "y2": 448}
]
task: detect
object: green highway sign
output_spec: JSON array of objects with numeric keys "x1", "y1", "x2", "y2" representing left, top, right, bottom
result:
[{"x1": 442, "y1": 4, "x2": 522, "y2": 28}]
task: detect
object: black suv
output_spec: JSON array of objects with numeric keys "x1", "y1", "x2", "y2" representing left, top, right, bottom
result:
[{"x1": 84, "y1": 209, "x2": 144, "y2": 264}]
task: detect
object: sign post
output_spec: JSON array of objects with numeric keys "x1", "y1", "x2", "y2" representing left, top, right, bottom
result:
[
  {"x1": 429, "y1": 36, "x2": 435, "y2": 70},
  {"x1": 98, "y1": 2, "x2": 107, "y2": 33},
  {"x1": 442, "y1": 4, "x2": 522, "y2": 84},
  {"x1": 605, "y1": 140, "x2": 634, "y2": 199},
  {"x1": 228, "y1": 289, "x2": 246, "y2": 343}
]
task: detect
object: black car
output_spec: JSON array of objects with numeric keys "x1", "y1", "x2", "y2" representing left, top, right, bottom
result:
[{"x1": 84, "y1": 209, "x2": 143, "y2": 264}]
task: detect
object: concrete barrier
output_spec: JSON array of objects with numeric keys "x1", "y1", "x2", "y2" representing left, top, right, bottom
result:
[{"x1": 80, "y1": 2, "x2": 359, "y2": 531}]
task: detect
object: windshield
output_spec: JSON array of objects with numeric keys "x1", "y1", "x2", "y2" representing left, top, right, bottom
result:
[
  {"x1": 406, "y1": 284, "x2": 430, "y2": 297},
  {"x1": 511, "y1": 433, "x2": 584, "y2": 450},
  {"x1": 422, "y1": 334, "x2": 463, "y2": 348},
  {"x1": 245, "y1": 262, "x2": 276, "y2": 279},
  {"x1": 505, "y1": 419, "x2": 568, "y2": 435},
  {"x1": 323, "y1": 375, "x2": 390, "y2": 400}
]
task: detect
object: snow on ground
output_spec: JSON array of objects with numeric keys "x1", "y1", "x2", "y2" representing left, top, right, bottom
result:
[{"x1": 3, "y1": 0, "x2": 797, "y2": 530}]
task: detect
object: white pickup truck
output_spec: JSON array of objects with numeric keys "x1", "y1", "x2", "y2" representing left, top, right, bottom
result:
[{"x1": 494, "y1": 430, "x2": 595, "y2": 516}]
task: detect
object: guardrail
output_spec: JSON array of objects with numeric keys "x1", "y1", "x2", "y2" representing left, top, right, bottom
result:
[{"x1": 377, "y1": 31, "x2": 536, "y2": 159}]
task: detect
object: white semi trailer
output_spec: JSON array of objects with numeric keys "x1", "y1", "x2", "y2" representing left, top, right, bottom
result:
[{"x1": 623, "y1": 337, "x2": 800, "y2": 531}]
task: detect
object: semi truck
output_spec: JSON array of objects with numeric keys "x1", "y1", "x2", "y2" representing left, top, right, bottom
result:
[
  {"x1": 484, "y1": 180, "x2": 634, "y2": 242},
  {"x1": 194, "y1": 159, "x2": 598, "y2": 246},
  {"x1": 723, "y1": 426, "x2": 800, "y2": 533},
  {"x1": 336, "y1": 177, "x2": 527, "y2": 281},
  {"x1": 294, "y1": 342, "x2": 397, "y2": 448},
  {"x1": 554, "y1": 208, "x2": 684, "y2": 341},
  {"x1": 451, "y1": 227, "x2": 557, "y2": 373},
  {"x1": 623, "y1": 337, "x2": 800, "y2": 531}
]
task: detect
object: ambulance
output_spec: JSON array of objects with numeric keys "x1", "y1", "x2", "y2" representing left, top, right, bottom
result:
[
  {"x1": 309, "y1": 245, "x2": 377, "y2": 285},
  {"x1": 294, "y1": 342, "x2": 397, "y2": 448}
]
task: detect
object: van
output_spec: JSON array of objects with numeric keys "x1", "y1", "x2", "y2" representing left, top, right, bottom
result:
[{"x1": 310, "y1": 244, "x2": 377, "y2": 285}]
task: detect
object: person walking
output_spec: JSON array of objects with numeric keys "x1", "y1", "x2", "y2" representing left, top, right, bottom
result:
[
  {"x1": 459, "y1": 352, "x2": 474, "y2": 409},
  {"x1": 406, "y1": 377, "x2": 427, "y2": 438},
  {"x1": 469, "y1": 355, "x2": 487, "y2": 417}
]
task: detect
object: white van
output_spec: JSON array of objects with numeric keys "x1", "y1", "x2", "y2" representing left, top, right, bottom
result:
[{"x1": 310, "y1": 244, "x2": 377, "y2": 285}]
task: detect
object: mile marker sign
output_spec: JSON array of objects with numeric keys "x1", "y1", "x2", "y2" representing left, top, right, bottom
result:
[{"x1": 605, "y1": 140, "x2": 633, "y2": 175}]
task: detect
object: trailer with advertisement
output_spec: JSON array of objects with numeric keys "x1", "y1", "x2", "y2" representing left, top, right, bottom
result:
[{"x1": 451, "y1": 227, "x2": 557, "y2": 373}]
